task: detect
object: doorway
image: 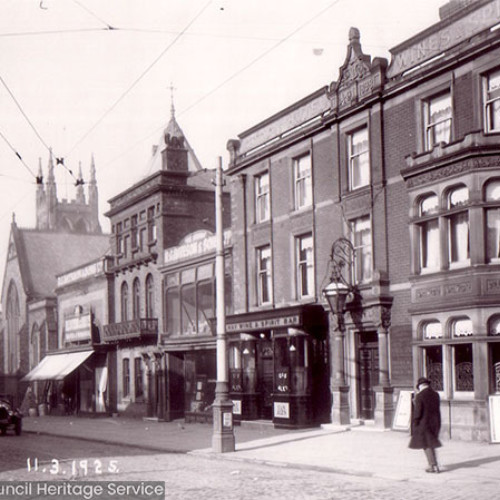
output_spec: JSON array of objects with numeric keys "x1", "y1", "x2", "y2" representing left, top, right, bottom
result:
[
  {"x1": 357, "y1": 332, "x2": 379, "y2": 420},
  {"x1": 257, "y1": 340, "x2": 274, "y2": 419}
]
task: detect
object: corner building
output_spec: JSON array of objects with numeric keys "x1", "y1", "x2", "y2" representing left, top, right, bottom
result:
[{"x1": 226, "y1": 0, "x2": 500, "y2": 440}]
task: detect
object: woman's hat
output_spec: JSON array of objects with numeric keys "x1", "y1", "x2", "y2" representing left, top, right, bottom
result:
[{"x1": 416, "y1": 377, "x2": 431, "y2": 389}]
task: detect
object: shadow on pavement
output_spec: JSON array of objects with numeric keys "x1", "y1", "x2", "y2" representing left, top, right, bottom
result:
[{"x1": 443, "y1": 455, "x2": 500, "y2": 472}]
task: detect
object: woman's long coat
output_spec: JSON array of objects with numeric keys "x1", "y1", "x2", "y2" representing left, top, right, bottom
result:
[{"x1": 408, "y1": 386, "x2": 442, "y2": 450}]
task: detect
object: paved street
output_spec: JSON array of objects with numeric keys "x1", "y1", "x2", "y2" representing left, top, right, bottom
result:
[{"x1": 0, "y1": 416, "x2": 498, "y2": 499}]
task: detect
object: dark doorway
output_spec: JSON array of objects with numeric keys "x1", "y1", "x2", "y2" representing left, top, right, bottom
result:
[
  {"x1": 490, "y1": 343, "x2": 500, "y2": 393},
  {"x1": 257, "y1": 340, "x2": 274, "y2": 419},
  {"x1": 358, "y1": 331, "x2": 379, "y2": 420}
]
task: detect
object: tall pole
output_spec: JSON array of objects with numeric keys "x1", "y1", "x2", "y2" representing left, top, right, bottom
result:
[{"x1": 212, "y1": 157, "x2": 235, "y2": 453}]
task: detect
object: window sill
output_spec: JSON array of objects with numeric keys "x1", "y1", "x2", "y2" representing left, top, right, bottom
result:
[{"x1": 449, "y1": 260, "x2": 470, "y2": 270}]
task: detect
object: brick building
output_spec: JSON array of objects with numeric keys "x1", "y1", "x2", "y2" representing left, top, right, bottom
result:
[
  {"x1": 102, "y1": 106, "x2": 230, "y2": 419},
  {"x1": 225, "y1": 0, "x2": 500, "y2": 440}
]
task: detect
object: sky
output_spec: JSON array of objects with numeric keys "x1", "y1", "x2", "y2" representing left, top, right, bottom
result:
[{"x1": 0, "y1": 0, "x2": 446, "y2": 285}]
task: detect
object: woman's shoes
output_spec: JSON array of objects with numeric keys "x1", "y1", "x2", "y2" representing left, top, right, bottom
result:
[{"x1": 425, "y1": 465, "x2": 440, "y2": 473}]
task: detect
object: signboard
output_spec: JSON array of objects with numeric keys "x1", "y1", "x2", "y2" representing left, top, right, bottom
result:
[
  {"x1": 232, "y1": 400, "x2": 242, "y2": 416},
  {"x1": 489, "y1": 395, "x2": 500, "y2": 443},
  {"x1": 392, "y1": 390, "x2": 413, "y2": 431},
  {"x1": 388, "y1": 0, "x2": 500, "y2": 78},
  {"x1": 226, "y1": 315, "x2": 301, "y2": 333},
  {"x1": 57, "y1": 260, "x2": 104, "y2": 287},
  {"x1": 273, "y1": 402, "x2": 290, "y2": 419},
  {"x1": 64, "y1": 313, "x2": 92, "y2": 343},
  {"x1": 275, "y1": 370, "x2": 290, "y2": 393},
  {"x1": 164, "y1": 230, "x2": 232, "y2": 263}
]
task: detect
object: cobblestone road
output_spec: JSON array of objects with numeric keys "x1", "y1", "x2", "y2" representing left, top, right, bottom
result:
[{"x1": 1, "y1": 449, "x2": 498, "y2": 500}]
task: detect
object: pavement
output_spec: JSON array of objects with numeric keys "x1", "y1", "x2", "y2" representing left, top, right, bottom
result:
[{"x1": 22, "y1": 414, "x2": 500, "y2": 483}]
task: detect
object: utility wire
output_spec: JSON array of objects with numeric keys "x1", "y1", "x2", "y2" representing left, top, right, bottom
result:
[
  {"x1": 0, "y1": 128, "x2": 37, "y2": 178},
  {"x1": 0, "y1": 73, "x2": 51, "y2": 152},
  {"x1": 65, "y1": 0, "x2": 214, "y2": 159},
  {"x1": 0, "y1": 28, "x2": 109, "y2": 38},
  {"x1": 181, "y1": 0, "x2": 344, "y2": 116},
  {"x1": 71, "y1": 0, "x2": 116, "y2": 30},
  {"x1": 99, "y1": 0, "x2": 344, "y2": 172}
]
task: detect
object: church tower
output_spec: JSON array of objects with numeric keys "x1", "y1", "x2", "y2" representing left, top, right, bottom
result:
[{"x1": 35, "y1": 153, "x2": 101, "y2": 234}]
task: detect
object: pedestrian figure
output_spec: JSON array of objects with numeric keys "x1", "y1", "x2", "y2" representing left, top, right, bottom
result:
[{"x1": 408, "y1": 377, "x2": 442, "y2": 473}]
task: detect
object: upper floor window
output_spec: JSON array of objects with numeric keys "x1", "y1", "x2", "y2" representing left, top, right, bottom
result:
[
  {"x1": 418, "y1": 194, "x2": 440, "y2": 272},
  {"x1": 255, "y1": 172, "x2": 270, "y2": 223},
  {"x1": 147, "y1": 206, "x2": 156, "y2": 242},
  {"x1": 348, "y1": 128, "x2": 370, "y2": 190},
  {"x1": 485, "y1": 180, "x2": 500, "y2": 262},
  {"x1": 296, "y1": 234, "x2": 314, "y2": 299},
  {"x1": 146, "y1": 274, "x2": 155, "y2": 318},
  {"x1": 122, "y1": 358, "x2": 130, "y2": 397},
  {"x1": 350, "y1": 216, "x2": 372, "y2": 283},
  {"x1": 447, "y1": 187, "x2": 470, "y2": 267},
  {"x1": 132, "y1": 278, "x2": 141, "y2": 319},
  {"x1": 257, "y1": 245, "x2": 272, "y2": 305},
  {"x1": 484, "y1": 69, "x2": 500, "y2": 133},
  {"x1": 293, "y1": 154, "x2": 312, "y2": 210},
  {"x1": 424, "y1": 92, "x2": 452, "y2": 149},
  {"x1": 121, "y1": 282, "x2": 129, "y2": 322}
]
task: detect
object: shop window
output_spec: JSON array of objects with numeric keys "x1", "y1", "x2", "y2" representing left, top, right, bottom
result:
[
  {"x1": 123, "y1": 358, "x2": 130, "y2": 397},
  {"x1": 134, "y1": 358, "x2": 143, "y2": 398},
  {"x1": 274, "y1": 336, "x2": 310, "y2": 396},
  {"x1": 424, "y1": 92, "x2": 452, "y2": 149},
  {"x1": 166, "y1": 287, "x2": 181, "y2": 334},
  {"x1": 485, "y1": 180, "x2": 500, "y2": 262},
  {"x1": 181, "y1": 284, "x2": 197, "y2": 334},
  {"x1": 256, "y1": 245, "x2": 272, "y2": 305},
  {"x1": 348, "y1": 127, "x2": 370, "y2": 190},
  {"x1": 418, "y1": 194, "x2": 440, "y2": 272},
  {"x1": 132, "y1": 278, "x2": 140, "y2": 320},
  {"x1": 197, "y1": 280, "x2": 214, "y2": 334},
  {"x1": 296, "y1": 234, "x2": 314, "y2": 299},
  {"x1": 255, "y1": 172, "x2": 270, "y2": 223},
  {"x1": 350, "y1": 216, "x2": 372, "y2": 283},
  {"x1": 424, "y1": 346, "x2": 443, "y2": 391},
  {"x1": 447, "y1": 187, "x2": 470, "y2": 267},
  {"x1": 484, "y1": 68, "x2": 500, "y2": 133},
  {"x1": 293, "y1": 154, "x2": 312, "y2": 210},
  {"x1": 120, "y1": 282, "x2": 129, "y2": 322},
  {"x1": 452, "y1": 344, "x2": 474, "y2": 393},
  {"x1": 145, "y1": 274, "x2": 154, "y2": 318}
]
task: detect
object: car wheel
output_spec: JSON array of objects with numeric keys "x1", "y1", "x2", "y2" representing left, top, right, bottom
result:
[{"x1": 15, "y1": 420, "x2": 22, "y2": 436}]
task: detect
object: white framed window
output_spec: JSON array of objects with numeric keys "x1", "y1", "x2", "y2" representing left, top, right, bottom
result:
[
  {"x1": 296, "y1": 234, "x2": 314, "y2": 299},
  {"x1": 257, "y1": 245, "x2": 272, "y2": 305},
  {"x1": 293, "y1": 154, "x2": 312, "y2": 210},
  {"x1": 348, "y1": 128, "x2": 370, "y2": 190},
  {"x1": 447, "y1": 186, "x2": 470, "y2": 267},
  {"x1": 424, "y1": 93, "x2": 452, "y2": 149},
  {"x1": 350, "y1": 216, "x2": 372, "y2": 283},
  {"x1": 255, "y1": 172, "x2": 270, "y2": 223},
  {"x1": 423, "y1": 320, "x2": 443, "y2": 340},
  {"x1": 418, "y1": 194, "x2": 440, "y2": 272},
  {"x1": 484, "y1": 69, "x2": 500, "y2": 133},
  {"x1": 485, "y1": 180, "x2": 500, "y2": 262}
]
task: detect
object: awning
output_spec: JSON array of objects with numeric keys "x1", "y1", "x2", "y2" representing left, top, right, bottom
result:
[{"x1": 22, "y1": 350, "x2": 94, "y2": 382}]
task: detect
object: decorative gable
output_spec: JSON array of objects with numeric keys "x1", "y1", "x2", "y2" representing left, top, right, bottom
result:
[{"x1": 328, "y1": 27, "x2": 387, "y2": 113}]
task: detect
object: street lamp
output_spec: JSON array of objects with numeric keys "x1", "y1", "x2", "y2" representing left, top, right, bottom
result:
[
  {"x1": 322, "y1": 238, "x2": 355, "y2": 426},
  {"x1": 212, "y1": 157, "x2": 235, "y2": 453}
]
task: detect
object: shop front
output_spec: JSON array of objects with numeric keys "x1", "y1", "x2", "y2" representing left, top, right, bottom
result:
[{"x1": 225, "y1": 304, "x2": 329, "y2": 429}]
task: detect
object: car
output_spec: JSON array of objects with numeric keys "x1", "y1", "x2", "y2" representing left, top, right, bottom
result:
[{"x1": 0, "y1": 396, "x2": 22, "y2": 436}]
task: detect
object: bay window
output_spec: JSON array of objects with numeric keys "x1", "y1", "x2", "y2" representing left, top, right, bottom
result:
[
  {"x1": 447, "y1": 187, "x2": 469, "y2": 267},
  {"x1": 484, "y1": 68, "x2": 500, "y2": 133},
  {"x1": 486, "y1": 180, "x2": 500, "y2": 262}
]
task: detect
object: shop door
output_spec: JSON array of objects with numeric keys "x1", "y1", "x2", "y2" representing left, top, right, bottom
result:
[
  {"x1": 257, "y1": 341, "x2": 274, "y2": 419},
  {"x1": 358, "y1": 333, "x2": 379, "y2": 420}
]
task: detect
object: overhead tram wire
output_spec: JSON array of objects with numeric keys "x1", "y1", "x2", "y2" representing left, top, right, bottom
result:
[
  {"x1": 65, "y1": 0, "x2": 214, "y2": 160},
  {"x1": 98, "y1": 0, "x2": 344, "y2": 173},
  {"x1": 71, "y1": 0, "x2": 116, "y2": 30},
  {"x1": 0, "y1": 128, "x2": 37, "y2": 179}
]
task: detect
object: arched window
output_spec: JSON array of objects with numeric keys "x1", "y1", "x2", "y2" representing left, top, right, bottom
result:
[
  {"x1": 423, "y1": 320, "x2": 442, "y2": 339},
  {"x1": 489, "y1": 315, "x2": 500, "y2": 335},
  {"x1": 146, "y1": 274, "x2": 154, "y2": 318},
  {"x1": 6, "y1": 281, "x2": 20, "y2": 372},
  {"x1": 485, "y1": 179, "x2": 500, "y2": 262},
  {"x1": 121, "y1": 282, "x2": 129, "y2": 322},
  {"x1": 418, "y1": 194, "x2": 440, "y2": 272},
  {"x1": 447, "y1": 186, "x2": 470, "y2": 266},
  {"x1": 450, "y1": 317, "x2": 474, "y2": 393},
  {"x1": 132, "y1": 278, "x2": 140, "y2": 320}
]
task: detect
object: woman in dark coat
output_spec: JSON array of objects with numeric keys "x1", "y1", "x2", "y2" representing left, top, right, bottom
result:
[{"x1": 409, "y1": 377, "x2": 442, "y2": 473}]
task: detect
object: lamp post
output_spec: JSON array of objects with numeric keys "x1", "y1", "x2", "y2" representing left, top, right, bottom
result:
[
  {"x1": 322, "y1": 238, "x2": 354, "y2": 426},
  {"x1": 212, "y1": 157, "x2": 235, "y2": 453}
]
